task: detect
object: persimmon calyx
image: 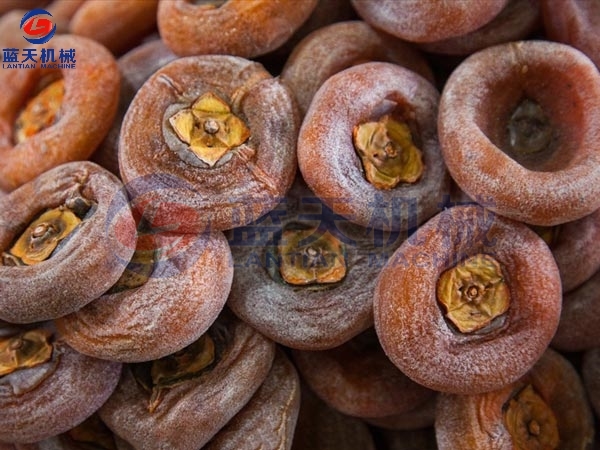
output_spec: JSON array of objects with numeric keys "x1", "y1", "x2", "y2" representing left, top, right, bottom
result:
[
  {"x1": 279, "y1": 228, "x2": 346, "y2": 285},
  {"x1": 14, "y1": 78, "x2": 65, "y2": 144},
  {"x1": 436, "y1": 254, "x2": 510, "y2": 333},
  {"x1": 133, "y1": 334, "x2": 216, "y2": 413},
  {"x1": 504, "y1": 384, "x2": 560, "y2": 450},
  {"x1": 4, "y1": 206, "x2": 81, "y2": 266},
  {"x1": 0, "y1": 329, "x2": 53, "y2": 377},
  {"x1": 168, "y1": 92, "x2": 250, "y2": 167},
  {"x1": 106, "y1": 241, "x2": 155, "y2": 294},
  {"x1": 353, "y1": 115, "x2": 424, "y2": 190},
  {"x1": 508, "y1": 98, "x2": 552, "y2": 155}
]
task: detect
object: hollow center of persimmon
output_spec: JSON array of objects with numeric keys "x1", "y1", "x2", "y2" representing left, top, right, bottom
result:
[
  {"x1": 14, "y1": 78, "x2": 65, "y2": 144},
  {"x1": 0, "y1": 329, "x2": 53, "y2": 377},
  {"x1": 67, "y1": 414, "x2": 117, "y2": 450},
  {"x1": 168, "y1": 92, "x2": 250, "y2": 167},
  {"x1": 278, "y1": 228, "x2": 346, "y2": 285},
  {"x1": 508, "y1": 99, "x2": 552, "y2": 156},
  {"x1": 504, "y1": 384, "x2": 560, "y2": 450},
  {"x1": 3, "y1": 206, "x2": 82, "y2": 266},
  {"x1": 134, "y1": 333, "x2": 215, "y2": 413},
  {"x1": 353, "y1": 115, "x2": 424, "y2": 190},
  {"x1": 436, "y1": 254, "x2": 510, "y2": 334}
]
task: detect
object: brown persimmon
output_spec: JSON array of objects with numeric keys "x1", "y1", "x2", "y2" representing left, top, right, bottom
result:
[
  {"x1": 55, "y1": 229, "x2": 233, "y2": 363},
  {"x1": 281, "y1": 20, "x2": 434, "y2": 116},
  {"x1": 0, "y1": 323, "x2": 122, "y2": 444},
  {"x1": 364, "y1": 395, "x2": 437, "y2": 431},
  {"x1": 258, "y1": 0, "x2": 357, "y2": 73},
  {"x1": 297, "y1": 61, "x2": 449, "y2": 232},
  {"x1": 228, "y1": 177, "x2": 404, "y2": 350},
  {"x1": 350, "y1": 0, "x2": 509, "y2": 43},
  {"x1": 543, "y1": 206, "x2": 600, "y2": 294},
  {"x1": 12, "y1": 413, "x2": 134, "y2": 450},
  {"x1": 118, "y1": 55, "x2": 299, "y2": 232},
  {"x1": 291, "y1": 328, "x2": 435, "y2": 420},
  {"x1": 552, "y1": 268, "x2": 600, "y2": 352},
  {"x1": 69, "y1": 0, "x2": 159, "y2": 55},
  {"x1": 439, "y1": 40, "x2": 600, "y2": 226},
  {"x1": 203, "y1": 350, "x2": 300, "y2": 450},
  {"x1": 419, "y1": 0, "x2": 541, "y2": 55},
  {"x1": 541, "y1": 0, "x2": 600, "y2": 68},
  {"x1": 0, "y1": 35, "x2": 120, "y2": 192},
  {"x1": 435, "y1": 348, "x2": 595, "y2": 449},
  {"x1": 157, "y1": 0, "x2": 318, "y2": 58},
  {"x1": 98, "y1": 311, "x2": 275, "y2": 450},
  {"x1": 374, "y1": 205, "x2": 561, "y2": 394},
  {"x1": 0, "y1": 1, "x2": 83, "y2": 50},
  {"x1": 292, "y1": 385, "x2": 376, "y2": 450},
  {"x1": 91, "y1": 39, "x2": 177, "y2": 177},
  {"x1": 0, "y1": 161, "x2": 136, "y2": 324}
]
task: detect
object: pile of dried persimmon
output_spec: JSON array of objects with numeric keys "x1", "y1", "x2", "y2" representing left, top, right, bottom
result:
[{"x1": 0, "y1": 1, "x2": 599, "y2": 449}]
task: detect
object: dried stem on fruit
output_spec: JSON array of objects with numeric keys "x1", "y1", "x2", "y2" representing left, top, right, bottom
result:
[
  {"x1": 168, "y1": 92, "x2": 250, "y2": 167},
  {"x1": 0, "y1": 329, "x2": 53, "y2": 377},
  {"x1": 14, "y1": 78, "x2": 65, "y2": 144},
  {"x1": 504, "y1": 384, "x2": 560, "y2": 450},
  {"x1": 134, "y1": 334, "x2": 216, "y2": 413},
  {"x1": 278, "y1": 228, "x2": 346, "y2": 285},
  {"x1": 106, "y1": 241, "x2": 155, "y2": 294},
  {"x1": 437, "y1": 254, "x2": 510, "y2": 333},
  {"x1": 353, "y1": 115, "x2": 423, "y2": 190},
  {"x1": 4, "y1": 206, "x2": 81, "y2": 266}
]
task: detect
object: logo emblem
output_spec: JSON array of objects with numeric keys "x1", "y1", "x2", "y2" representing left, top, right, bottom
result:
[{"x1": 20, "y1": 9, "x2": 56, "y2": 45}]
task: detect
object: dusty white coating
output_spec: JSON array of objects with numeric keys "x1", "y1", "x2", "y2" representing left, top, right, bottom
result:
[
  {"x1": 228, "y1": 178, "x2": 405, "y2": 350},
  {"x1": 55, "y1": 230, "x2": 233, "y2": 363},
  {"x1": 0, "y1": 161, "x2": 137, "y2": 323},
  {"x1": 351, "y1": 0, "x2": 509, "y2": 43},
  {"x1": 203, "y1": 350, "x2": 300, "y2": 450},
  {"x1": 158, "y1": 0, "x2": 318, "y2": 58},
  {"x1": 435, "y1": 348, "x2": 594, "y2": 449},
  {"x1": 419, "y1": 0, "x2": 540, "y2": 55},
  {"x1": 439, "y1": 40, "x2": 600, "y2": 226},
  {"x1": 98, "y1": 312, "x2": 275, "y2": 450},
  {"x1": 119, "y1": 55, "x2": 299, "y2": 232},
  {"x1": 281, "y1": 20, "x2": 434, "y2": 115},
  {"x1": 297, "y1": 61, "x2": 449, "y2": 232},
  {"x1": 373, "y1": 204, "x2": 562, "y2": 395},
  {"x1": 0, "y1": 337, "x2": 121, "y2": 444}
]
